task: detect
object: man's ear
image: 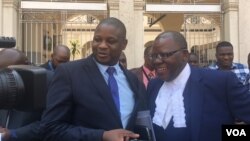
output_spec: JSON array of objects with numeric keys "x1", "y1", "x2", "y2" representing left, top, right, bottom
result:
[
  {"x1": 122, "y1": 39, "x2": 128, "y2": 50},
  {"x1": 183, "y1": 50, "x2": 189, "y2": 61},
  {"x1": 215, "y1": 52, "x2": 220, "y2": 61}
]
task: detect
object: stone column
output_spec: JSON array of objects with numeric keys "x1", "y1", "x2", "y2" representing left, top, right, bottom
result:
[
  {"x1": 108, "y1": 0, "x2": 145, "y2": 69},
  {"x1": 108, "y1": 0, "x2": 119, "y2": 17},
  {"x1": 132, "y1": 0, "x2": 145, "y2": 69},
  {"x1": 2, "y1": 0, "x2": 19, "y2": 38},
  {"x1": 0, "y1": 0, "x2": 3, "y2": 35},
  {"x1": 238, "y1": 0, "x2": 250, "y2": 65},
  {"x1": 222, "y1": 0, "x2": 239, "y2": 62}
]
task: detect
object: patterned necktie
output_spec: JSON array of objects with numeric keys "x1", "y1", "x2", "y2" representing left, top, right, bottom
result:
[
  {"x1": 106, "y1": 67, "x2": 120, "y2": 113},
  {"x1": 148, "y1": 72, "x2": 154, "y2": 80}
]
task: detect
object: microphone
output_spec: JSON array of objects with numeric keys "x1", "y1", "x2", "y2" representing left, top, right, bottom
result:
[{"x1": 0, "y1": 36, "x2": 16, "y2": 48}]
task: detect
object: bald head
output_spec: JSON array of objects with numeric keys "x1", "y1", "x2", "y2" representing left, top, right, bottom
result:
[
  {"x1": 51, "y1": 44, "x2": 70, "y2": 69},
  {"x1": 155, "y1": 31, "x2": 188, "y2": 50},
  {"x1": 0, "y1": 48, "x2": 28, "y2": 69},
  {"x1": 53, "y1": 45, "x2": 70, "y2": 57}
]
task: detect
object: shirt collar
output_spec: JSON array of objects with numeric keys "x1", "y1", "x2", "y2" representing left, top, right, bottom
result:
[
  {"x1": 93, "y1": 57, "x2": 121, "y2": 75},
  {"x1": 215, "y1": 62, "x2": 236, "y2": 70},
  {"x1": 143, "y1": 65, "x2": 155, "y2": 75},
  {"x1": 48, "y1": 60, "x2": 55, "y2": 71},
  {"x1": 167, "y1": 63, "x2": 191, "y2": 88}
]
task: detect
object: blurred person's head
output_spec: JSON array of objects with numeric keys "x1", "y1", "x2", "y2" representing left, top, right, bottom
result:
[
  {"x1": 92, "y1": 17, "x2": 127, "y2": 66},
  {"x1": 0, "y1": 48, "x2": 28, "y2": 68},
  {"x1": 51, "y1": 44, "x2": 70, "y2": 69},
  {"x1": 152, "y1": 31, "x2": 189, "y2": 82},
  {"x1": 215, "y1": 41, "x2": 234, "y2": 70},
  {"x1": 119, "y1": 51, "x2": 127, "y2": 69},
  {"x1": 188, "y1": 52, "x2": 199, "y2": 67}
]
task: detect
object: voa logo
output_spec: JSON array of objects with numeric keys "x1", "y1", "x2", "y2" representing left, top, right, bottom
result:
[{"x1": 226, "y1": 129, "x2": 246, "y2": 136}]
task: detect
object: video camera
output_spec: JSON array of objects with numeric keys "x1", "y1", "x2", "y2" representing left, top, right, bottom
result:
[{"x1": 0, "y1": 36, "x2": 47, "y2": 111}]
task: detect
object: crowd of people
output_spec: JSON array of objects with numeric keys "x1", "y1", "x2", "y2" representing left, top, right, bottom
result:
[{"x1": 0, "y1": 17, "x2": 250, "y2": 141}]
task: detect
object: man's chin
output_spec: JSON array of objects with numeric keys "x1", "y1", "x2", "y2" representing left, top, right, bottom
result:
[
  {"x1": 221, "y1": 64, "x2": 232, "y2": 70},
  {"x1": 97, "y1": 59, "x2": 116, "y2": 66},
  {"x1": 96, "y1": 59, "x2": 108, "y2": 65}
]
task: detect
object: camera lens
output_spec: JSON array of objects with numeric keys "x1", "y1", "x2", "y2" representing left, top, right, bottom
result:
[{"x1": 0, "y1": 68, "x2": 25, "y2": 109}]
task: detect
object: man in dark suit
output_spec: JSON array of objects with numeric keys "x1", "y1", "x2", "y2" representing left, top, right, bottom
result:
[
  {"x1": 40, "y1": 17, "x2": 147, "y2": 141},
  {"x1": 40, "y1": 44, "x2": 70, "y2": 72},
  {"x1": 130, "y1": 45, "x2": 155, "y2": 88},
  {"x1": 148, "y1": 31, "x2": 250, "y2": 141}
]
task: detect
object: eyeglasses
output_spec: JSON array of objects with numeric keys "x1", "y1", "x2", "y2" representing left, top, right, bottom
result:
[{"x1": 151, "y1": 48, "x2": 187, "y2": 61}]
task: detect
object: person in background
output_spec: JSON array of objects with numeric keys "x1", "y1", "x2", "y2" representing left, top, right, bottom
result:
[
  {"x1": 188, "y1": 52, "x2": 199, "y2": 67},
  {"x1": 208, "y1": 41, "x2": 249, "y2": 85},
  {"x1": 0, "y1": 48, "x2": 28, "y2": 68},
  {"x1": 40, "y1": 44, "x2": 70, "y2": 71},
  {"x1": 40, "y1": 17, "x2": 147, "y2": 141},
  {"x1": 130, "y1": 45, "x2": 156, "y2": 88},
  {"x1": 119, "y1": 51, "x2": 127, "y2": 69},
  {"x1": 148, "y1": 31, "x2": 250, "y2": 141},
  {"x1": 0, "y1": 48, "x2": 52, "y2": 141}
]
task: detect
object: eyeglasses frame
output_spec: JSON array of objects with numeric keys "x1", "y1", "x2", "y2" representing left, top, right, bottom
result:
[{"x1": 151, "y1": 48, "x2": 187, "y2": 61}]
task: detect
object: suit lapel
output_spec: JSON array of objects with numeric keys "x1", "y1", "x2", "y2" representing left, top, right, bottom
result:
[
  {"x1": 187, "y1": 68, "x2": 204, "y2": 141},
  {"x1": 139, "y1": 67, "x2": 144, "y2": 82},
  {"x1": 83, "y1": 56, "x2": 122, "y2": 127}
]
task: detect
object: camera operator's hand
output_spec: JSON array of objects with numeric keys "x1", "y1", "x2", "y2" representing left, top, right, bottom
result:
[
  {"x1": 103, "y1": 129, "x2": 139, "y2": 141},
  {"x1": 0, "y1": 127, "x2": 10, "y2": 141}
]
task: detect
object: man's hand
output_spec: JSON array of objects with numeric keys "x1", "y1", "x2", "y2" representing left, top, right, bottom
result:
[
  {"x1": 0, "y1": 127, "x2": 10, "y2": 141},
  {"x1": 103, "y1": 129, "x2": 139, "y2": 141}
]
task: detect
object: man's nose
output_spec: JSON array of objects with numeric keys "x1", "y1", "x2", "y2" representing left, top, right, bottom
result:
[
  {"x1": 223, "y1": 54, "x2": 231, "y2": 59},
  {"x1": 99, "y1": 41, "x2": 108, "y2": 48}
]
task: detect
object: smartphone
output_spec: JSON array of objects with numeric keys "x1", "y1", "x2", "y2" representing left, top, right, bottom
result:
[{"x1": 134, "y1": 125, "x2": 153, "y2": 141}]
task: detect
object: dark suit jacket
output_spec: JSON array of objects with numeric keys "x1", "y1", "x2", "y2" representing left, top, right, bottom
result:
[
  {"x1": 148, "y1": 67, "x2": 250, "y2": 141},
  {"x1": 40, "y1": 55, "x2": 147, "y2": 141},
  {"x1": 130, "y1": 66, "x2": 143, "y2": 83},
  {"x1": 0, "y1": 110, "x2": 41, "y2": 141}
]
